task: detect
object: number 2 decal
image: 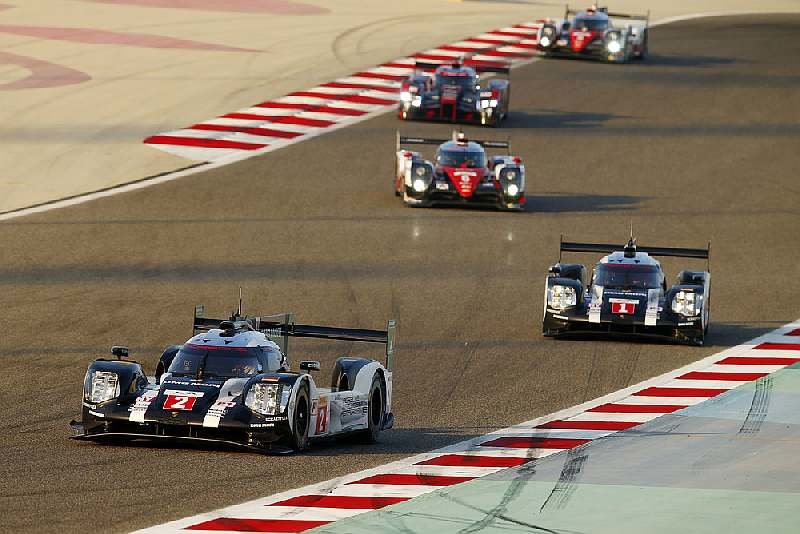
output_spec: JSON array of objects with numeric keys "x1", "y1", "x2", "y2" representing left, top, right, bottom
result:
[
  {"x1": 163, "y1": 390, "x2": 203, "y2": 411},
  {"x1": 315, "y1": 397, "x2": 329, "y2": 435}
]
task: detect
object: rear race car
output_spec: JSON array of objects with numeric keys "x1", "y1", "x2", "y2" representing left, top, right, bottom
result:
[
  {"x1": 394, "y1": 131, "x2": 525, "y2": 211},
  {"x1": 398, "y1": 58, "x2": 511, "y2": 127},
  {"x1": 538, "y1": 5, "x2": 649, "y2": 63},
  {"x1": 542, "y1": 236, "x2": 711, "y2": 345},
  {"x1": 71, "y1": 302, "x2": 397, "y2": 454}
]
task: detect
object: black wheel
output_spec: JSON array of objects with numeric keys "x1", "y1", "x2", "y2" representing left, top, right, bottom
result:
[
  {"x1": 288, "y1": 382, "x2": 310, "y2": 452},
  {"x1": 358, "y1": 375, "x2": 385, "y2": 444}
]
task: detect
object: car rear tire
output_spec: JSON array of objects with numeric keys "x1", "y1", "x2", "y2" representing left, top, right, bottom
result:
[
  {"x1": 288, "y1": 382, "x2": 310, "y2": 452},
  {"x1": 358, "y1": 375, "x2": 385, "y2": 444}
]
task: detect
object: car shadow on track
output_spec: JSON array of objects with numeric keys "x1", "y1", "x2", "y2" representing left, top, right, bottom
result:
[
  {"x1": 504, "y1": 109, "x2": 625, "y2": 130},
  {"x1": 545, "y1": 321, "x2": 788, "y2": 349},
  {"x1": 643, "y1": 53, "x2": 739, "y2": 68},
  {"x1": 526, "y1": 192, "x2": 644, "y2": 213}
]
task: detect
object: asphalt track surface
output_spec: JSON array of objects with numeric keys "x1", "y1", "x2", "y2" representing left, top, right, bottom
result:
[{"x1": 1, "y1": 15, "x2": 799, "y2": 534}]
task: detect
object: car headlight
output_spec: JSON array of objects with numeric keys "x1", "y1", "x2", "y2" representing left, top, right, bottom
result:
[
  {"x1": 411, "y1": 96, "x2": 422, "y2": 107},
  {"x1": 607, "y1": 40, "x2": 622, "y2": 54},
  {"x1": 85, "y1": 370, "x2": 120, "y2": 403},
  {"x1": 507, "y1": 184, "x2": 519, "y2": 197},
  {"x1": 547, "y1": 285, "x2": 577, "y2": 310},
  {"x1": 672, "y1": 291, "x2": 702, "y2": 317},
  {"x1": 413, "y1": 179, "x2": 427, "y2": 192},
  {"x1": 540, "y1": 35, "x2": 551, "y2": 47},
  {"x1": 400, "y1": 91, "x2": 412, "y2": 103},
  {"x1": 245, "y1": 383, "x2": 283, "y2": 415}
]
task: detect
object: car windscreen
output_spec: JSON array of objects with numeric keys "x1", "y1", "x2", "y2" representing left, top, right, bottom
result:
[
  {"x1": 436, "y1": 74, "x2": 475, "y2": 90},
  {"x1": 168, "y1": 344, "x2": 263, "y2": 378},
  {"x1": 436, "y1": 149, "x2": 485, "y2": 168},
  {"x1": 594, "y1": 264, "x2": 663, "y2": 289},
  {"x1": 574, "y1": 17, "x2": 608, "y2": 31}
]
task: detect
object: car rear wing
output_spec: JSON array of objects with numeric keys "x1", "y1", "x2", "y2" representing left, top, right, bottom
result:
[
  {"x1": 414, "y1": 59, "x2": 510, "y2": 76},
  {"x1": 559, "y1": 238, "x2": 711, "y2": 268},
  {"x1": 397, "y1": 131, "x2": 510, "y2": 151},
  {"x1": 564, "y1": 5, "x2": 649, "y2": 22},
  {"x1": 193, "y1": 306, "x2": 397, "y2": 371}
]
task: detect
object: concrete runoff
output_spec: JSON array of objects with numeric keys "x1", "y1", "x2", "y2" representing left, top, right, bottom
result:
[
  {"x1": 314, "y1": 363, "x2": 800, "y2": 534},
  {"x1": 0, "y1": 14, "x2": 799, "y2": 534},
  {"x1": 2, "y1": 1, "x2": 800, "y2": 213}
]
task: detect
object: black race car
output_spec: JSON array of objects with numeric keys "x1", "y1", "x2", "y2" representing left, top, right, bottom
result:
[
  {"x1": 394, "y1": 131, "x2": 526, "y2": 210},
  {"x1": 398, "y1": 58, "x2": 510, "y2": 127},
  {"x1": 537, "y1": 5, "x2": 649, "y2": 63},
  {"x1": 71, "y1": 303, "x2": 397, "y2": 454},
  {"x1": 542, "y1": 237, "x2": 711, "y2": 345}
]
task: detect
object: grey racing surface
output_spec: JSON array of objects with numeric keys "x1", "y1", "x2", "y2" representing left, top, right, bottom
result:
[{"x1": 1, "y1": 15, "x2": 798, "y2": 534}]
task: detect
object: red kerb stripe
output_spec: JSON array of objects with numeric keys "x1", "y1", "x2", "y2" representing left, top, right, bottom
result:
[
  {"x1": 190, "y1": 124, "x2": 302, "y2": 139},
  {"x1": 348, "y1": 473, "x2": 473, "y2": 486},
  {"x1": 487, "y1": 30, "x2": 535, "y2": 37},
  {"x1": 143, "y1": 135, "x2": 265, "y2": 150},
  {"x1": 481, "y1": 437, "x2": 590, "y2": 449},
  {"x1": 717, "y1": 356, "x2": 800, "y2": 365},
  {"x1": 476, "y1": 49, "x2": 534, "y2": 58},
  {"x1": 416, "y1": 454, "x2": 530, "y2": 468},
  {"x1": 271, "y1": 495, "x2": 408, "y2": 510},
  {"x1": 678, "y1": 371, "x2": 768, "y2": 381},
  {"x1": 588, "y1": 403, "x2": 687, "y2": 413},
  {"x1": 254, "y1": 102, "x2": 366, "y2": 116},
  {"x1": 537, "y1": 420, "x2": 639, "y2": 431},
  {"x1": 634, "y1": 387, "x2": 728, "y2": 397},
  {"x1": 755, "y1": 342, "x2": 800, "y2": 351},
  {"x1": 186, "y1": 518, "x2": 329, "y2": 532},
  {"x1": 290, "y1": 91, "x2": 396, "y2": 106},
  {"x1": 353, "y1": 70, "x2": 406, "y2": 81},
  {"x1": 439, "y1": 45, "x2": 492, "y2": 53},
  {"x1": 322, "y1": 82, "x2": 398, "y2": 93}
]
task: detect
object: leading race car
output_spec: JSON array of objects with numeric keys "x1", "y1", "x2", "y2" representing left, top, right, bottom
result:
[
  {"x1": 398, "y1": 58, "x2": 511, "y2": 127},
  {"x1": 71, "y1": 303, "x2": 397, "y2": 454},
  {"x1": 394, "y1": 131, "x2": 526, "y2": 210},
  {"x1": 537, "y1": 5, "x2": 649, "y2": 63},
  {"x1": 542, "y1": 236, "x2": 711, "y2": 345}
]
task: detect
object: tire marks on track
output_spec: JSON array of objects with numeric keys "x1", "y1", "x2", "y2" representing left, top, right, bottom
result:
[{"x1": 738, "y1": 375, "x2": 773, "y2": 434}]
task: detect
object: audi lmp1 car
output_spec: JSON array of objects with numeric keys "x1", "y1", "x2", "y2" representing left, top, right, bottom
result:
[
  {"x1": 542, "y1": 237, "x2": 711, "y2": 345},
  {"x1": 537, "y1": 5, "x2": 649, "y2": 63},
  {"x1": 395, "y1": 131, "x2": 525, "y2": 210},
  {"x1": 71, "y1": 304, "x2": 397, "y2": 454},
  {"x1": 398, "y1": 58, "x2": 510, "y2": 127}
]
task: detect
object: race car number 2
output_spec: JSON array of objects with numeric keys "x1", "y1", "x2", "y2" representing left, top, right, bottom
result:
[{"x1": 163, "y1": 390, "x2": 204, "y2": 411}]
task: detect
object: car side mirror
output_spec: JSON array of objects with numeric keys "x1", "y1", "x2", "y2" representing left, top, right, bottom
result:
[
  {"x1": 111, "y1": 345, "x2": 129, "y2": 360},
  {"x1": 299, "y1": 360, "x2": 321, "y2": 373}
]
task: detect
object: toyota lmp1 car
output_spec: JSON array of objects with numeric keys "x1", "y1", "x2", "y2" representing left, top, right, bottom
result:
[
  {"x1": 395, "y1": 131, "x2": 525, "y2": 210},
  {"x1": 71, "y1": 304, "x2": 397, "y2": 454},
  {"x1": 537, "y1": 5, "x2": 649, "y2": 63},
  {"x1": 398, "y1": 58, "x2": 510, "y2": 127},
  {"x1": 543, "y1": 237, "x2": 711, "y2": 345}
]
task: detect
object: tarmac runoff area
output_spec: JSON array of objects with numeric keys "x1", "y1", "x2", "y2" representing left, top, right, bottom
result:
[
  {"x1": 1, "y1": 0, "x2": 800, "y2": 213},
  {"x1": 311, "y1": 363, "x2": 800, "y2": 534}
]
